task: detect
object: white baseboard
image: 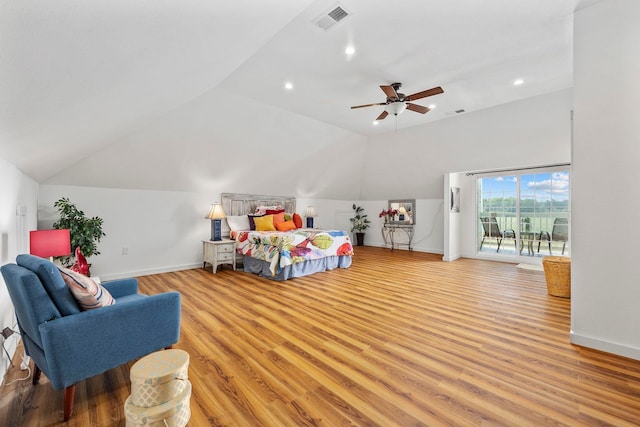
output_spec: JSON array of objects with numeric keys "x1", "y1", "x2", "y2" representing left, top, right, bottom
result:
[
  {"x1": 99, "y1": 263, "x2": 202, "y2": 281},
  {"x1": 570, "y1": 332, "x2": 640, "y2": 361}
]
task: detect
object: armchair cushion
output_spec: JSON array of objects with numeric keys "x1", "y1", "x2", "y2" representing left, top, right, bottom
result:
[
  {"x1": 16, "y1": 254, "x2": 80, "y2": 316},
  {"x1": 58, "y1": 267, "x2": 115, "y2": 310},
  {"x1": 101, "y1": 277, "x2": 138, "y2": 299}
]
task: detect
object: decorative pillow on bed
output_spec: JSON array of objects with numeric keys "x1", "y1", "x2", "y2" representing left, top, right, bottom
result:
[
  {"x1": 254, "y1": 214, "x2": 276, "y2": 231},
  {"x1": 255, "y1": 206, "x2": 282, "y2": 215},
  {"x1": 58, "y1": 267, "x2": 115, "y2": 310},
  {"x1": 292, "y1": 213, "x2": 303, "y2": 229},
  {"x1": 272, "y1": 212, "x2": 286, "y2": 226},
  {"x1": 226, "y1": 215, "x2": 250, "y2": 231},
  {"x1": 266, "y1": 208, "x2": 285, "y2": 215},
  {"x1": 275, "y1": 220, "x2": 296, "y2": 232},
  {"x1": 248, "y1": 214, "x2": 264, "y2": 230}
]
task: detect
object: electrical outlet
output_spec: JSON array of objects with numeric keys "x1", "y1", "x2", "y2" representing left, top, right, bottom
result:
[{"x1": 1, "y1": 327, "x2": 14, "y2": 339}]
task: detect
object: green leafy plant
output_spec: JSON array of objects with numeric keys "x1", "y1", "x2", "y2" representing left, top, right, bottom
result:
[
  {"x1": 53, "y1": 197, "x2": 105, "y2": 264},
  {"x1": 350, "y1": 204, "x2": 371, "y2": 232}
]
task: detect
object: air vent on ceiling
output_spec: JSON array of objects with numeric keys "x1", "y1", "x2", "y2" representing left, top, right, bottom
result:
[
  {"x1": 455, "y1": 109, "x2": 466, "y2": 114},
  {"x1": 314, "y1": 4, "x2": 350, "y2": 31}
]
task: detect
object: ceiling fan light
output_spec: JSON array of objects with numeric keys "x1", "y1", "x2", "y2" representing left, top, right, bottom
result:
[{"x1": 385, "y1": 102, "x2": 407, "y2": 116}]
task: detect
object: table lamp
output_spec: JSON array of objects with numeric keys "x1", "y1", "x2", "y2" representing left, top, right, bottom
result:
[
  {"x1": 206, "y1": 203, "x2": 226, "y2": 241},
  {"x1": 30, "y1": 229, "x2": 71, "y2": 261},
  {"x1": 305, "y1": 206, "x2": 317, "y2": 228},
  {"x1": 398, "y1": 206, "x2": 407, "y2": 221}
]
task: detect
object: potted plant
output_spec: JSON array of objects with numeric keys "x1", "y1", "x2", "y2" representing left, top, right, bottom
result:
[
  {"x1": 350, "y1": 204, "x2": 371, "y2": 246},
  {"x1": 53, "y1": 197, "x2": 105, "y2": 273}
]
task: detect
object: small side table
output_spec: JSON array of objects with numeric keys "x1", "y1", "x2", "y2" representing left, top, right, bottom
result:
[{"x1": 202, "y1": 239, "x2": 236, "y2": 273}]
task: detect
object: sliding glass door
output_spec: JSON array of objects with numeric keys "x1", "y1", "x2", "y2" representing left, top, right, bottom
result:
[{"x1": 477, "y1": 167, "x2": 570, "y2": 259}]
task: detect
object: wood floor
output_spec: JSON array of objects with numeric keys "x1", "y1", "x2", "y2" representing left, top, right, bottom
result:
[{"x1": 1, "y1": 247, "x2": 640, "y2": 426}]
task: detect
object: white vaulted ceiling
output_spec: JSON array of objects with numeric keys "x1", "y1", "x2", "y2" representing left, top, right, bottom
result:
[{"x1": 0, "y1": 0, "x2": 599, "y2": 189}]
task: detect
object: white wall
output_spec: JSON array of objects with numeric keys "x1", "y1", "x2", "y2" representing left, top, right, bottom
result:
[
  {"x1": 44, "y1": 87, "x2": 368, "y2": 201},
  {"x1": 443, "y1": 172, "x2": 464, "y2": 261},
  {"x1": 571, "y1": 0, "x2": 640, "y2": 359},
  {"x1": 38, "y1": 185, "x2": 215, "y2": 280},
  {"x1": 360, "y1": 89, "x2": 572, "y2": 201},
  {"x1": 0, "y1": 157, "x2": 39, "y2": 383}
]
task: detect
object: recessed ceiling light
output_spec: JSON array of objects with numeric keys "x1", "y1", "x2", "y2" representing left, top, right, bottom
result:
[
  {"x1": 284, "y1": 82, "x2": 294, "y2": 90},
  {"x1": 345, "y1": 46, "x2": 355, "y2": 55},
  {"x1": 372, "y1": 120, "x2": 379, "y2": 126},
  {"x1": 513, "y1": 79, "x2": 524, "y2": 86},
  {"x1": 428, "y1": 104, "x2": 436, "y2": 109}
]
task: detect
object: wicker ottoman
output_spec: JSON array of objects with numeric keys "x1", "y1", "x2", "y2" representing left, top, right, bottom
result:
[
  {"x1": 125, "y1": 349, "x2": 191, "y2": 427},
  {"x1": 542, "y1": 256, "x2": 571, "y2": 298}
]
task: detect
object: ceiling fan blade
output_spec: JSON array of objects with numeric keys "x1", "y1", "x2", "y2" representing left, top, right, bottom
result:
[
  {"x1": 405, "y1": 86, "x2": 444, "y2": 101},
  {"x1": 351, "y1": 102, "x2": 386, "y2": 109},
  {"x1": 406, "y1": 103, "x2": 430, "y2": 114},
  {"x1": 376, "y1": 111, "x2": 389, "y2": 121},
  {"x1": 380, "y1": 85, "x2": 398, "y2": 99}
]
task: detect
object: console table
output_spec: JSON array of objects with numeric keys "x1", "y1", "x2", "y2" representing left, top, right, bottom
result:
[{"x1": 381, "y1": 224, "x2": 414, "y2": 251}]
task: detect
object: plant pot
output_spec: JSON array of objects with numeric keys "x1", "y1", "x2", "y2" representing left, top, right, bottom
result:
[{"x1": 355, "y1": 232, "x2": 365, "y2": 246}]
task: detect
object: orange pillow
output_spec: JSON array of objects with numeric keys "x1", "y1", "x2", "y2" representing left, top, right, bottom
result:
[
  {"x1": 292, "y1": 213, "x2": 303, "y2": 229},
  {"x1": 275, "y1": 220, "x2": 296, "y2": 232},
  {"x1": 272, "y1": 212, "x2": 286, "y2": 226},
  {"x1": 254, "y1": 215, "x2": 276, "y2": 231}
]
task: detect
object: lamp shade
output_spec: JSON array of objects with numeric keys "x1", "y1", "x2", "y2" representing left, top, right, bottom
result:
[
  {"x1": 305, "y1": 206, "x2": 317, "y2": 218},
  {"x1": 205, "y1": 203, "x2": 226, "y2": 219},
  {"x1": 30, "y1": 229, "x2": 71, "y2": 258},
  {"x1": 385, "y1": 101, "x2": 407, "y2": 116},
  {"x1": 206, "y1": 203, "x2": 226, "y2": 241},
  {"x1": 305, "y1": 206, "x2": 317, "y2": 229}
]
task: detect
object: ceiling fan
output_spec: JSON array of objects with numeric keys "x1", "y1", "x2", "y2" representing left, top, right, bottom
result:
[{"x1": 351, "y1": 82, "x2": 444, "y2": 121}]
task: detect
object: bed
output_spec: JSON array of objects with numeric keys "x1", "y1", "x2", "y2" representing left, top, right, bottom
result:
[{"x1": 221, "y1": 193, "x2": 353, "y2": 280}]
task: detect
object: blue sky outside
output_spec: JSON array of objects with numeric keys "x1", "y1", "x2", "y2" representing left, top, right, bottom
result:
[{"x1": 481, "y1": 172, "x2": 569, "y2": 202}]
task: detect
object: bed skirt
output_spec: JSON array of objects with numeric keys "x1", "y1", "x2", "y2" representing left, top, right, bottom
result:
[{"x1": 243, "y1": 255, "x2": 352, "y2": 281}]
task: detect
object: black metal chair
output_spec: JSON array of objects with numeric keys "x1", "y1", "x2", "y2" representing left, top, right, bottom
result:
[
  {"x1": 538, "y1": 218, "x2": 569, "y2": 255},
  {"x1": 480, "y1": 217, "x2": 515, "y2": 252}
]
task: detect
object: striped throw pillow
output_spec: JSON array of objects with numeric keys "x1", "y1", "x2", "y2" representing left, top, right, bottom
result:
[{"x1": 59, "y1": 267, "x2": 115, "y2": 310}]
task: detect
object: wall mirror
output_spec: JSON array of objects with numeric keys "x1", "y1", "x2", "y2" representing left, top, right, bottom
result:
[{"x1": 388, "y1": 199, "x2": 416, "y2": 225}]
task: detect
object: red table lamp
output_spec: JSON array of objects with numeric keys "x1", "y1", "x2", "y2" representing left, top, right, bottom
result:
[{"x1": 30, "y1": 229, "x2": 72, "y2": 261}]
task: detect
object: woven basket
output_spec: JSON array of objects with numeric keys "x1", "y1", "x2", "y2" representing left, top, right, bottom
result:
[{"x1": 542, "y1": 256, "x2": 571, "y2": 298}]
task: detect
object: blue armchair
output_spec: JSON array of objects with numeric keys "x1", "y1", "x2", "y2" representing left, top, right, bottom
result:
[{"x1": 1, "y1": 254, "x2": 181, "y2": 421}]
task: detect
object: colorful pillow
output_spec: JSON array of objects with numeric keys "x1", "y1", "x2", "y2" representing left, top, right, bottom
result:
[
  {"x1": 275, "y1": 220, "x2": 297, "y2": 232},
  {"x1": 266, "y1": 209, "x2": 285, "y2": 215},
  {"x1": 254, "y1": 215, "x2": 276, "y2": 231},
  {"x1": 292, "y1": 213, "x2": 303, "y2": 229},
  {"x1": 226, "y1": 215, "x2": 250, "y2": 231},
  {"x1": 248, "y1": 214, "x2": 264, "y2": 231},
  {"x1": 255, "y1": 206, "x2": 282, "y2": 215},
  {"x1": 272, "y1": 212, "x2": 286, "y2": 226},
  {"x1": 58, "y1": 267, "x2": 115, "y2": 310}
]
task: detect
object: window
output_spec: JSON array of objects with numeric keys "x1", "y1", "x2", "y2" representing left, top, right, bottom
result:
[{"x1": 477, "y1": 168, "x2": 570, "y2": 258}]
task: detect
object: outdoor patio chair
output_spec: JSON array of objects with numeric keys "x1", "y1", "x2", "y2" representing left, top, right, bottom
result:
[
  {"x1": 480, "y1": 217, "x2": 516, "y2": 252},
  {"x1": 538, "y1": 217, "x2": 569, "y2": 255}
]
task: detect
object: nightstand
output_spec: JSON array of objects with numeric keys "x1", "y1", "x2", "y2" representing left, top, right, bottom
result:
[{"x1": 202, "y1": 239, "x2": 237, "y2": 274}]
